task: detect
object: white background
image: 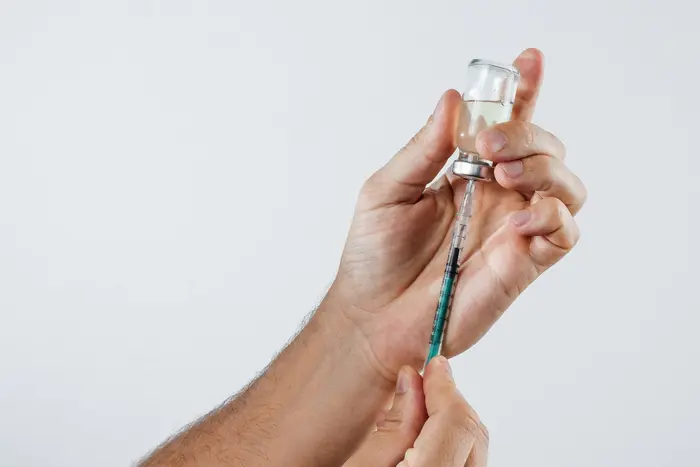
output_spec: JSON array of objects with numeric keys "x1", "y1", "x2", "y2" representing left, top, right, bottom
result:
[{"x1": 1, "y1": 1, "x2": 698, "y2": 466}]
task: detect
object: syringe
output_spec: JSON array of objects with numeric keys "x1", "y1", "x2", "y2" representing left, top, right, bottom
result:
[
  {"x1": 425, "y1": 179, "x2": 476, "y2": 363},
  {"x1": 424, "y1": 59, "x2": 520, "y2": 368}
]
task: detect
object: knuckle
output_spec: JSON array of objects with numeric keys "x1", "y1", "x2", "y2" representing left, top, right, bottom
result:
[
  {"x1": 559, "y1": 225, "x2": 580, "y2": 250},
  {"x1": 544, "y1": 128, "x2": 566, "y2": 159},
  {"x1": 553, "y1": 197, "x2": 569, "y2": 222},
  {"x1": 376, "y1": 414, "x2": 422, "y2": 442},
  {"x1": 549, "y1": 198, "x2": 580, "y2": 249},
  {"x1": 361, "y1": 173, "x2": 379, "y2": 192},
  {"x1": 511, "y1": 120, "x2": 535, "y2": 148},
  {"x1": 562, "y1": 218, "x2": 581, "y2": 250},
  {"x1": 375, "y1": 413, "x2": 403, "y2": 433},
  {"x1": 578, "y1": 175, "x2": 589, "y2": 207},
  {"x1": 569, "y1": 182, "x2": 588, "y2": 216},
  {"x1": 357, "y1": 174, "x2": 384, "y2": 209},
  {"x1": 496, "y1": 120, "x2": 537, "y2": 154},
  {"x1": 360, "y1": 172, "x2": 381, "y2": 195},
  {"x1": 444, "y1": 400, "x2": 484, "y2": 437},
  {"x1": 518, "y1": 156, "x2": 553, "y2": 194},
  {"x1": 568, "y1": 220, "x2": 582, "y2": 248},
  {"x1": 556, "y1": 135, "x2": 567, "y2": 159},
  {"x1": 535, "y1": 156, "x2": 557, "y2": 193}
]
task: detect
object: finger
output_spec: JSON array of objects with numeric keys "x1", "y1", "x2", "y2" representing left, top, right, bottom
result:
[
  {"x1": 510, "y1": 197, "x2": 581, "y2": 268},
  {"x1": 361, "y1": 90, "x2": 461, "y2": 208},
  {"x1": 400, "y1": 357, "x2": 487, "y2": 467},
  {"x1": 401, "y1": 441, "x2": 475, "y2": 467},
  {"x1": 476, "y1": 121, "x2": 565, "y2": 162},
  {"x1": 344, "y1": 366, "x2": 426, "y2": 467},
  {"x1": 422, "y1": 357, "x2": 486, "y2": 437},
  {"x1": 494, "y1": 154, "x2": 587, "y2": 215},
  {"x1": 510, "y1": 48, "x2": 544, "y2": 122},
  {"x1": 422, "y1": 356, "x2": 462, "y2": 415}
]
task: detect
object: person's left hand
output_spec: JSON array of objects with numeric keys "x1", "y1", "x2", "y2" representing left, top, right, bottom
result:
[{"x1": 343, "y1": 357, "x2": 488, "y2": 467}]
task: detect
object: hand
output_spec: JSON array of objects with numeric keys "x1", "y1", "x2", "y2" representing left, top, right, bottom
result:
[
  {"x1": 343, "y1": 357, "x2": 488, "y2": 467},
  {"x1": 325, "y1": 48, "x2": 587, "y2": 377}
]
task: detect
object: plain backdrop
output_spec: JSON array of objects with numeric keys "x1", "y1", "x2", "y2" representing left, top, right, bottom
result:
[{"x1": 1, "y1": 1, "x2": 698, "y2": 466}]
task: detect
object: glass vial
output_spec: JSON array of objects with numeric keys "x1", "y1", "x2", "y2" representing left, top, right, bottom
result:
[{"x1": 453, "y1": 59, "x2": 520, "y2": 181}]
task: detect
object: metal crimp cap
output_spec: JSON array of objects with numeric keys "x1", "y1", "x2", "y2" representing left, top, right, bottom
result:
[{"x1": 452, "y1": 159, "x2": 494, "y2": 181}]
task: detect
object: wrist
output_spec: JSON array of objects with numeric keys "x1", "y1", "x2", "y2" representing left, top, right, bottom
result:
[
  {"x1": 320, "y1": 281, "x2": 431, "y2": 376},
  {"x1": 313, "y1": 289, "x2": 398, "y2": 389}
]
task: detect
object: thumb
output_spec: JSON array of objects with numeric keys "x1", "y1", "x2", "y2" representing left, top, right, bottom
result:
[
  {"x1": 360, "y1": 90, "x2": 461, "y2": 209},
  {"x1": 423, "y1": 355, "x2": 463, "y2": 416},
  {"x1": 423, "y1": 356, "x2": 484, "y2": 433},
  {"x1": 344, "y1": 366, "x2": 427, "y2": 467},
  {"x1": 403, "y1": 356, "x2": 487, "y2": 467}
]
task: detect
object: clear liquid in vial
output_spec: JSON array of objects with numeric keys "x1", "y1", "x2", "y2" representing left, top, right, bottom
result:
[{"x1": 456, "y1": 100, "x2": 513, "y2": 160}]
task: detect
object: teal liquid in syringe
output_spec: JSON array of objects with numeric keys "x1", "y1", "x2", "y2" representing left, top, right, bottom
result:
[{"x1": 424, "y1": 178, "x2": 475, "y2": 367}]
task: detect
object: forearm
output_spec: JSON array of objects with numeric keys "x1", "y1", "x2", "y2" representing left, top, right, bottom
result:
[{"x1": 141, "y1": 294, "x2": 394, "y2": 467}]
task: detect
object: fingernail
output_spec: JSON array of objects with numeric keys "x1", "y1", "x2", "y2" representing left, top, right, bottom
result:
[
  {"x1": 511, "y1": 210, "x2": 531, "y2": 226},
  {"x1": 479, "y1": 130, "x2": 507, "y2": 152},
  {"x1": 404, "y1": 448, "x2": 416, "y2": 464},
  {"x1": 518, "y1": 49, "x2": 542, "y2": 70},
  {"x1": 396, "y1": 367, "x2": 410, "y2": 395},
  {"x1": 500, "y1": 160, "x2": 524, "y2": 177}
]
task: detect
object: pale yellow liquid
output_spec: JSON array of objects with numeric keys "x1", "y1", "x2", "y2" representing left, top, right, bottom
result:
[{"x1": 456, "y1": 100, "x2": 513, "y2": 157}]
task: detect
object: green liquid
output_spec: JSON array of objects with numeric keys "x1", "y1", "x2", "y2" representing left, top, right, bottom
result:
[{"x1": 425, "y1": 272, "x2": 456, "y2": 364}]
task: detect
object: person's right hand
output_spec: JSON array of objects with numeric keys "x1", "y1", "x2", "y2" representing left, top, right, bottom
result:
[
  {"x1": 323, "y1": 48, "x2": 586, "y2": 379},
  {"x1": 343, "y1": 356, "x2": 489, "y2": 467}
]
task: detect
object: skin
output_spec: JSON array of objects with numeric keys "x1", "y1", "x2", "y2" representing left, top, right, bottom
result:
[
  {"x1": 140, "y1": 48, "x2": 586, "y2": 467},
  {"x1": 344, "y1": 357, "x2": 489, "y2": 467},
  {"x1": 334, "y1": 48, "x2": 585, "y2": 376}
]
